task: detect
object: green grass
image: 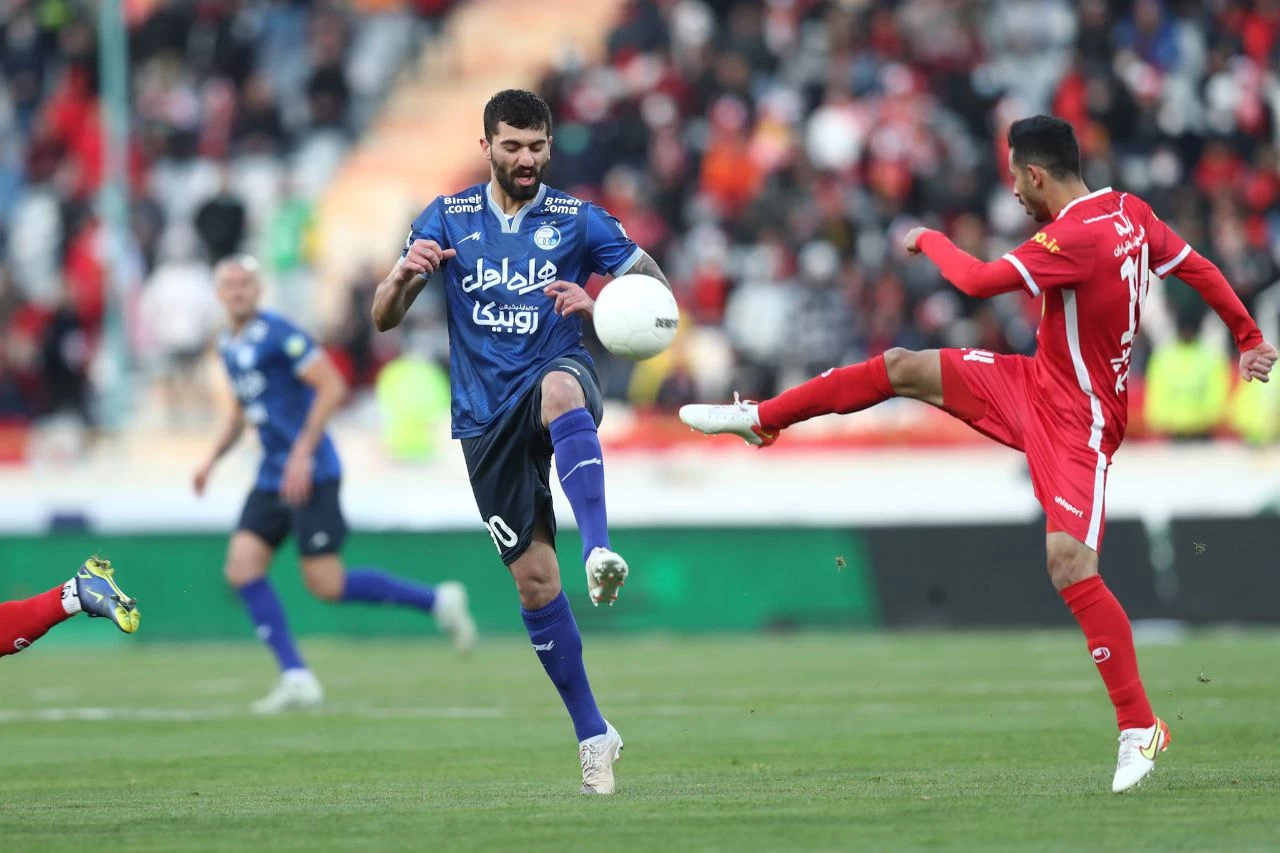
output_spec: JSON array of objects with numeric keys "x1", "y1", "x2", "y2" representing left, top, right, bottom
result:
[{"x1": 1, "y1": 631, "x2": 1277, "y2": 852}]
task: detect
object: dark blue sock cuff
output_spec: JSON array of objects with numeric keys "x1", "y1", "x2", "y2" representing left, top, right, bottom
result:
[
  {"x1": 549, "y1": 407, "x2": 596, "y2": 442},
  {"x1": 237, "y1": 577, "x2": 269, "y2": 595},
  {"x1": 521, "y1": 590, "x2": 570, "y2": 627}
]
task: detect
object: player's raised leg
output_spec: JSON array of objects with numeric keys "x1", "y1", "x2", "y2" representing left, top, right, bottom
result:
[
  {"x1": 300, "y1": 554, "x2": 476, "y2": 651},
  {"x1": 224, "y1": 530, "x2": 321, "y2": 712},
  {"x1": 0, "y1": 557, "x2": 140, "y2": 657},
  {"x1": 1048, "y1": 533, "x2": 1167, "y2": 791},
  {"x1": 540, "y1": 368, "x2": 627, "y2": 606},
  {"x1": 511, "y1": 519, "x2": 622, "y2": 794},
  {"x1": 680, "y1": 348, "x2": 943, "y2": 445}
]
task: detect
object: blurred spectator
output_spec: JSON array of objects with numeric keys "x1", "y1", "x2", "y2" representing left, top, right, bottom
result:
[
  {"x1": 1143, "y1": 308, "x2": 1231, "y2": 441},
  {"x1": 194, "y1": 165, "x2": 246, "y2": 263}
]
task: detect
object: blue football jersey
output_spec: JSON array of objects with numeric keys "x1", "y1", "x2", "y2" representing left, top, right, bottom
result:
[
  {"x1": 218, "y1": 311, "x2": 342, "y2": 491},
  {"x1": 403, "y1": 182, "x2": 642, "y2": 437}
]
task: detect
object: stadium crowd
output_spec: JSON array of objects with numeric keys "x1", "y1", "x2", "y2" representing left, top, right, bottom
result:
[{"x1": 1, "y1": 0, "x2": 1278, "y2": 441}]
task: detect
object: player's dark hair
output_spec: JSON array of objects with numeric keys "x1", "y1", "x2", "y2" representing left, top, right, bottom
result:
[
  {"x1": 1007, "y1": 115, "x2": 1081, "y2": 180},
  {"x1": 484, "y1": 89, "x2": 553, "y2": 140}
]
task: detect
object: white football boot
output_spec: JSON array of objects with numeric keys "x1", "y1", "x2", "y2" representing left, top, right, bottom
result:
[
  {"x1": 579, "y1": 720, "x2": 624, "y2": 795},
  {"x1": 679, "y1": 393, "x2": 778, "y2": 447},
  {"x1": 251, "y1": 668, "x2": 324, "y2": 714},
  {"x1": 434, "y1": 581, "x2": 477, "y2": 652},
  {"x1": 1112, "y1": 717, "x2": 1171, "y2": 792},
  {"x1": 585, "y1": 547, "x2": 629, "y2": 606}
]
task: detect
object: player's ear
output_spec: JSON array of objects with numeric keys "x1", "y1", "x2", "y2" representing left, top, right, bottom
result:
[{"x1": 480, "y1": 137, "x2": 491, "y2": 160}]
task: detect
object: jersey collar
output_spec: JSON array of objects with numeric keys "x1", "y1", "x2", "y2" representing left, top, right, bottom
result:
[
  {"x1": 1056, "y1": 186, "x2": 1112, "y2": 220},
  {"x1": 486, "y1": 181, "x2": 546, "y2": 234}
]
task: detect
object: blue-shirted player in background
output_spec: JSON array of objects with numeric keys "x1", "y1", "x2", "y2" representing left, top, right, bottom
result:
[
  {"x1": 372, "y1": 90, "x2": 674, "y2": 794},
  {"x1": 197, "y1": 256, "x2": 476, "y2": 713}
]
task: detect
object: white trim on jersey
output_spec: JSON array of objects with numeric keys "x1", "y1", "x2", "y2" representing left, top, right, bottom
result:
[
  {"x1": 1062, "y1": 290, "x2": 1109, "y2": 551},
  {"x1": 292, "y1": 347, "x2": 321, "y2": 376},
  {"x1": 1056, "y1": 186, "x2": 1113, "y2": 220},
  {"x1": 1002, "y1": 253, "x2": 1041, "y2": 296},
  {"x1": 1154, "y1": 243, "x2": 1191, "y2": 278},
  {"x1": 612, "y1": 246, "x2": 645, "y2": 277},
  {"x1": 485, "y1": 182, "x2": 547, "y2": 234}
]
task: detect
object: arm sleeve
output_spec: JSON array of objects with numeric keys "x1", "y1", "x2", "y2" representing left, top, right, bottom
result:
[
  {"x1": 401, "y1": 197, "x2": 448, "y2": 258},
  {"x1": 584, "y1": 203, "x2": 643, "y2": 276},
  {"x1": 997, "y1": 224, "x2": 1095, "y2": 296},
  {"x1": 277, "y1": 321, "x2": 320, "y2": 375},
  {"x1": 917, "y1": 230, "x2": 1027, "y2": 298},
  {"x1": 1146, "y1": 210, "x2": 1192, "y2": 278},
  {"x1": 1170, "y1": 250, "x2": 1265, "y2": 352}
]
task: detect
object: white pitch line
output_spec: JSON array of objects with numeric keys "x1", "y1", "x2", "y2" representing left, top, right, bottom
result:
[{"x1": 0, "y1": 705, "x2": 506, "y2": 724}]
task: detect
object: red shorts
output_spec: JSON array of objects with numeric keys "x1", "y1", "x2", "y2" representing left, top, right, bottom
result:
[{"x1": 939, "y1": 348, "x2": 1110, "y2": 551}]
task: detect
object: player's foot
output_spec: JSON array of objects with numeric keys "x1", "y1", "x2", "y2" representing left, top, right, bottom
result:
[
  {"x1": 679, "y1": 393, "x2": 778, "y2": 447},
  {"x1": 579, "y1": 720, "x2": 623, "y2": 795},
  {"x1": 434, "y1": 581, "x2": 477, "y2": 652},
  {"x1": 251, "y1": 669, "x2": 323, "y2": 714},
  {"x1": 585, "y1": 547, "x2": 628, "y2": 607},
  {"x1": 75, "y1": 557, "x2": 140, "y2": 634},
  {"x1": 1112, "y1": 717, "x2": 1171, "y2": 793}
]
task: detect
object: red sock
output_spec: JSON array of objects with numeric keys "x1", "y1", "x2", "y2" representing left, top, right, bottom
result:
[
  {"x1": 757, "y1": 355, "x2": 896, "y2": 431},
  {"x1": 1060, "y1": 576, "x2": 1154, "y2": 731},
  {"x1": 0, "y1": 587, "x2": 71, "y2": 657}
]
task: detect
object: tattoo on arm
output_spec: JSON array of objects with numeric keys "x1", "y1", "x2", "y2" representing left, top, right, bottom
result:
[{"x1": 627, "y1": 252, "x2": 672, "y2": 290}]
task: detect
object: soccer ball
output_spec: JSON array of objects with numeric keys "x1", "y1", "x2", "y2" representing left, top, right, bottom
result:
[{"x1": 592, "y1": 274, "x2": 679, "y2": 360}]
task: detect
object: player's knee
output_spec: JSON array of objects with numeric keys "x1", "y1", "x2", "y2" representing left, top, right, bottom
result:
[
  {"x1": 302, "y1": 565, "x2": 345, "y2": 601},
  {"x1": 883, "y1": 347, "x2": 921, "y2": 395},
  {"x1": 1045, "y1": 540, "x2": 1096, "y2": 591},
  {"x1": 224, "y1": 559, "x2": 265, "y2": 589},
  {"x1": 514, "y1": 573, "x2": 560, "y2": 611},
  {"x1": 540, "y1": 372, "x2": 585, "y2": 422}
]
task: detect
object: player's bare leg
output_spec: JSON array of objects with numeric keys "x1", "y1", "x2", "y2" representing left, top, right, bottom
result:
[
  {"x1": 540, "y1": 370, "x2": 627, "y2": 606},
  {"x1": 511, "y1": 516, "x2": 622, "y2": 794},
  {"x1": 301, "y1": 554, "x2": 475, "y2": 652},
  {"x1": 680, "y1": 348, "x2": 944, "y2": 444},
  {"x1": 224, "y1": 532, "x2": 321, "y2": 713},
  {"x1": 1048, "y1": 532, "x2": 1168, "y2": 792}
]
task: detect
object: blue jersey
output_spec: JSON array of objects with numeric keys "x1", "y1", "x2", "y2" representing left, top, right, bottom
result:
[
  {"x1": 218, "y1": 311, "x2": 342, "y2": 491},
  {"x1": 403, "y1": 182, "x2": 642, "y2": 438}
]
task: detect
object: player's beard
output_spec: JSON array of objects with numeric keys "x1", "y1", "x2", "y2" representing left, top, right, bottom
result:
[{"x1": 495, "y1": 159, "x2": 547, "y2": 202}]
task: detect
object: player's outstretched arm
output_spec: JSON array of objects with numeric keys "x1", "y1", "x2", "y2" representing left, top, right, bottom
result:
[
  {"x1": 905, "y1": 227, "x2": 1025, "y2": 298},
  {"x1": 194, "y1": 399, "x2": 245, "y2": 496},
  {"x1": 371, "y1": 239, "x2": 456, "y2": 332},
  {"x1": 545, "y1": 251, "x2": 674, "y2": 318},
  {"x1": 1169, "y1": 249, "x2": 1276, "y2": 382},
  {"x1": 626, "y1": 251, "x2": 672, "y2": 291}
]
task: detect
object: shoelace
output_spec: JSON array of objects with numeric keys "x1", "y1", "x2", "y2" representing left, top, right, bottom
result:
[
  {"x1": 580, "y1": 742, "x2": 607, "y2": 784},
  {"x1": 731, "y1": 391, "x2": 757, "y2": 410},
  {"x1": 1115, "y1": 730, "x2": 1147, "y2": 768}
]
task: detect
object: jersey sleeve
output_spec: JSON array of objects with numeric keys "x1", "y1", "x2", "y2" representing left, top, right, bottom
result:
[
  {"x1": 275, "y1": 319, "x2": 321, "y2": 375},
  {"x1": 1145, "y1": 212, "x2": 1192, "y2": 278},
  {"x1": 1001, "y1": 223, "x2": 1095, "y2": 296},
  {"x1": 584, "y1": 203, "x2": 643, "y2": 276},
  {"x1": 401, "y1": 197, "x2": 448, "y2": 258}
]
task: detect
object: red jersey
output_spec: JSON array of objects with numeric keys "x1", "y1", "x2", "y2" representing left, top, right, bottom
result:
[{"x1": 1000, "y1": 188, "x2": 1187, "y2": 455}]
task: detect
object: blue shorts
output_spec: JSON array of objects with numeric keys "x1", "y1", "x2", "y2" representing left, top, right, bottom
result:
[
  {"x1": 460, "y1": 356, "x2": 604, "y2": 565},
  {"x1": 236, "y1": 479, "x2": 348, "y2": 556}
]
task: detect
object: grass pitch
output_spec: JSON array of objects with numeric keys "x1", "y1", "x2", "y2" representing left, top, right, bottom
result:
[{"x1": 1, "y1": 630, "x2": 1277, "y2": 852}]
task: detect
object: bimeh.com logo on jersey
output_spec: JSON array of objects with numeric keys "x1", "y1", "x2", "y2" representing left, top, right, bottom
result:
[
  {"x1": 533, "y1": 224, "x2": 561, "y2": 250},
  {"x1": 461, "y1": 258, "x2": 558, "y2": 296}
]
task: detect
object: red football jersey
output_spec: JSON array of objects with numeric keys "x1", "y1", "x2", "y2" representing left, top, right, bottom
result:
[{"x1": 1000, "y1": 188, "x2": 1190, "y2": 456}]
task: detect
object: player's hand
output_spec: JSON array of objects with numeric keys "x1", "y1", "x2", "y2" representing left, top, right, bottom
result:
[
  {"x1": 544, "y1": 281, "x2": 595, "y2": 318},
  {"x1": 904, "y1": 227, "x2": 931, "y2": 256},
  {"x1": 399, "y1": 240, "x2": 457, "y2": 283},
  {"x1": 193, "y1": 461, "x2": 214, "y2": 497},
  {"x1": 281, "y1": 449, "x2": 314, "y2": 506},
  {"x1": 1239, "y1": 341, "x2": 1278, "y2": 383}
]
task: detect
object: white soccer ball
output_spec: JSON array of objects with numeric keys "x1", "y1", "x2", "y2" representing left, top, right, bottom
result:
[{"x1": 592, "y1": 273, "x2": 679, "y2": 360}]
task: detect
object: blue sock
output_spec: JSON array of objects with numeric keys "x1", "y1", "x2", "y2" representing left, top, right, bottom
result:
[
  {"x1": 341, "y1": 567, "x2": 436, "y2": 612},
  {"x1": 550, "y1": 408, "x2": 610, "y2": 562},
  {"x1": 522, "y1": 591, "x2": 607, "y2": 741},
  {"x1": 237, "y1": 578, "x2": 306, "y2": 672}
]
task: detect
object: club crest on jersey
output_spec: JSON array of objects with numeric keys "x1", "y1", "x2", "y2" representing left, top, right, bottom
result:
[
  {"x1": 533, "y1": 224, "x2": 561, "y2": 251},
  {"x1": 461, "y1": 258, "x2": 558, "y2": 296}
]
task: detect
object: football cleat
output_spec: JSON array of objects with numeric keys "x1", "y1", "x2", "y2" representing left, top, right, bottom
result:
[
  {"x1": 75, "y1": 557, "x2": 140, "y2": 634},
  {"x1": 251, "y1": 669, "x2": 324, "y2": 714},
  {"x1": 434, "y1": 581, "x2": 477, "y2": 653},
  {"x1": 585, "y1": 547, "x2": 629, "y2": 607},
  {"x1": 1112, "y1": 717, "x2": 1171, "y2": 793},
  {"x1": 579, "y1": 720, "x2": 624, "y2": 795},
  {"x1": 679, "y1": 393, "x2": 778, "y2": 447}
]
